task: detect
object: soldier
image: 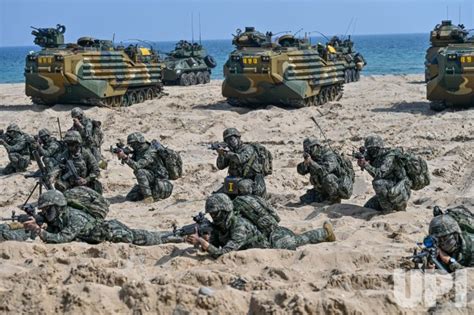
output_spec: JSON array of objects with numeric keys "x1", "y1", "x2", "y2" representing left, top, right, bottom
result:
[
  {"x1": 0, "y1": 123, "x2": 31, "y2": 175},
  {"x1": 116, "y1": 132, "x2": 173, "y2": 204},
  {"x1": 428, "y1": 214, "x2": 473, "y2": 272},
  {"x1": 20, "y1": 190, "x2": 179, "y2": 245},
  {"x1": 52, "y1": 130, "x2": 103, "y2": 194},
  {"x1": 297, "y1": 137, "x2": 354, "y2": 204},
  {"x1": 216, "y1": 128, "x2": 267, "y2": 198},
  {"x1": 357, "y1": 135, "x2": 411, "y2": 212},
  {"x1": 33, "y1": 128, "x2": 62, "y2": 171},
  {"x1": 69, "y1": 107, "x2": 104, "y2": 165},
  {"x1": 185, "y1": 193, "x2": 336, "y2": 258}
]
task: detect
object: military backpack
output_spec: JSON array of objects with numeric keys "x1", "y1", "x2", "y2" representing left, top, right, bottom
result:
[
  {"x1": 64, "y1": 186, "x2": 110, "y2": 220},
  {"x1": 445, "y1": 206, "x2": 474, "y2": 234},
  {"x1": 245, "y1": 143, "x2": 273, "y2": 176},
  {"x1": 394, "y1": 149, "x2": 430, "y2": 191},
  {"x1": 91, "y1": 120, "x2": 104, "y2": 147},
  {"x1": 233, "y1": 195, "x2": 280, "y2": 236},
  {"x1": 152, "y1": 140, "x2": 183, "y2": 180}
]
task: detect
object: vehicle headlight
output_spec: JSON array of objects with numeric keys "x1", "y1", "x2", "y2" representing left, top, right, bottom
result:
[
  {"x1": 55, "y1": 55, "x2": 64, "y2": 61},
  {"x1": 261, "y1": 56, "x2": 270, "y2": 62},
  {"x1": 231, "y1": 55, "x2": 241, "y2": 61},
  {"x1": 447, "y1": 53, "x2": 458, "y2": 60}
]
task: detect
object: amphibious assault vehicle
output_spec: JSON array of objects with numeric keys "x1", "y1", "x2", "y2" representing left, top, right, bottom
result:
[
  {"x1": 425, "y1": 20, "x2": 474, "y2": 110},
  {"x1": 25, "y1": 24, "x2": 164, "y2": 106},
  {"x1": 327, "y1": 36, "x2": 366, "y2": 83},
  {"x1": 162, "y1": 40, "x2": 217, "y2": 85},
  {"x1": 222, "y1": 27, "x2": 345, "y2": 108}
]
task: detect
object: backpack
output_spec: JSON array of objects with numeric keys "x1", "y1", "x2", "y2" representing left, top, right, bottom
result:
[
  {"x1": 445, "y1": 206, "x2": 474, "y2": 234},
  {"x1": 245, "y1": 143, "x2": 273, "y2": 176},
  {"x1": 337, "y1": 153, "x2": 355, "y2": 183},
  {"x1": 233, "y1": 195, "x2": 280, "y2": 236},
  {"x1": 63, "y1": 186, "x2": 110, "y2": 220},
  {"x1": 395, "y1": 149, "x2": 430, "y2": 191},
  {"x1": 152, "y1": 140, "x2": 183, "y2": 180}
]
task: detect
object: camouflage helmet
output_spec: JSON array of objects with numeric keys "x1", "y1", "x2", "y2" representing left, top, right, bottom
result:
[
  {"x1": 303, "y1": 137, "x2": 321, "y2": 149},
  {"x1": 237, "y1": 179, "x2": 253, "y2": 195},
  {"x1": 6, "y1": 123, "x2": 20, "y2": 133},
  {"x1": 63, "y1": 130, "x2": 82, "y2": 144},
  {"x1": 38, "y1": 128, "x2": 51, "y2": 138},
  {"x1": 429, "y1": 215, "x2": 462, "y2": 238},
  {"x1": 71, "y1": 107, "x2": 84, "y2": 118},
  {"x1": 127, "y1": 132, "x2": 145, "y2": 144},
  {"x1": 364, "y1": 135, "x2": 384, "y2": 148},
  {"x1": 223, "y1": 128, "x2": 241, "y2": 140},
  {"x1": 37, "y1": 190, "x2": 67, "y2": 208},
  {"x1": 205, "y1": 193, "x2": 233, "y2": 214}
]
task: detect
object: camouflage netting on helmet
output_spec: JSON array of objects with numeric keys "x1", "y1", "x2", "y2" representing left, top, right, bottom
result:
[
  {"x1": 223, "y1": 128, "x2": 241, "y2": 140},
  {"x1": 364, "y1": 135, "x2": 384, "y2": 148},
  {"x1": 38, "y1": 190, "x2": 67, "y2": 208},
  {"x1": 63, "y1": 130, "x2": 82, "y2": 144},
  {"x1": 127, "y1": 132, "x2": 145, "y2": 144},
  {"x1": 429, "y1": 214, "x2": 462, "y2": 237},
  {"x1": 63, "y1": 186, "x2": 110, "y2": 219},
  {"x1": 205, "y1": 193, "x2": 233, "y2": 213},
  {"x1": 6, "y1": 123, "x2": 20, "y2": 133}
]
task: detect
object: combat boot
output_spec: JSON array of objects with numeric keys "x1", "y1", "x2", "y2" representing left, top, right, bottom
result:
[
  {"x1": 143, "y1": 196, "x2": 154, "y2": 204},
  {"x1": 323, "y1": 221, "x2": 336, "y2": 242}
]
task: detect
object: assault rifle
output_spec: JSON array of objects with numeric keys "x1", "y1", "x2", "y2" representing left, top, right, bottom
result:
[
  {"x1": 407, "y1": 235, "x2": 449, "y2": 273},
  {"x1": 162, "y1": 212, "x2": 213, "y2": 238},
  {"x1": 0, "y1": 205, "x2": 45, "y2": 226},
  {"x1": 0, "y1": 129, "x2": 11, "y2": 142},
  {"x1": 208, "y1": 142, "x2": 229, "y2": 152},
  {"x1": 351, "y1": 146, "x2": 366, "y2": 160},
  {"x1": 110, "y1": 141, "x2": 132, "y2": 164},
  {"x1": 61, "y1": 159, "x2": 81, "y2": 182},
  {"x1": 1, "y1": 205, "x2": 46, "y2": 239}
]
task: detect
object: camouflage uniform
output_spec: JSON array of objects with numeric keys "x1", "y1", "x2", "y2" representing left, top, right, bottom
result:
[
  {"x1": 216, "y1": 128, "x2": 266, "y2": 197},
  {"x1": 35, "y1": 128, "x2": 62, "y2": 171},
  {"x1": 204, "y1": 193, "x2": 335, "y2": 257},
  {"x1": 205, "y1": 194, "x2": 269, "y2": 258},
  {"x1": 297, "y1": 138, "x2": 354, "y2": 204},
  {"x1": 123, "y1": 132, "x2": 173, "y2": 203},
  {"x1": 232, "y1": 183, "x2": 335, "y2": 250},
  {"x1": 362, "y1": 136, "x2": 411, "y2": 212},
  {"x1": 0, "y1": 223, "x2": 30, "y2": 242},
  {"x1": 29, "y1": 190, "x2": 176, "y2": 245},
  {"x1": 0, "y1": 124, "x2": 31, "y2": 175},
  {"x1": 69, "y1": 107, "x2": 102, "y2": 162},
  {"x1": 53, "y1": 131, "x2": 103, "y2": 194},
  {"x1": 429, "y1": 213, "x2": 474, "y2": 272}
]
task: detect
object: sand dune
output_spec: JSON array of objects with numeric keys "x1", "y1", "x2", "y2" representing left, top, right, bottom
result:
[{"x1": 0, "y1": 75, "x2": 473, "y2": 314}]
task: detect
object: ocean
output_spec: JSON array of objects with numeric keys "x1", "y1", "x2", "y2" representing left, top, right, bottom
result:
[{"x1": 0, "y1": 33, "x2": 427, "y2": 83}]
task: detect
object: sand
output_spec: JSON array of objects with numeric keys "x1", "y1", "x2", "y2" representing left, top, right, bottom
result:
[{"x1": 0, "y1": 75, "x2": 473, "y2": 314}]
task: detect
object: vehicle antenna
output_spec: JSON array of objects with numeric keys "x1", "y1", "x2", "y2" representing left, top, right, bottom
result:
[
  {"x1": 342, "y1": 17, "x2": 354, "y2": 40},
  {"x1": 191, "y1": 12, "x2": 195, "y2": 44},
  {"x1": 199, "y1": 12, "x2": 202, "y2": 45}
]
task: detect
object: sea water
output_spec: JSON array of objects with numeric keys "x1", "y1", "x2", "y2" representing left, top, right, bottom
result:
[{"x1": 0, "y1": 33, "x2": 427, "y2": 84}]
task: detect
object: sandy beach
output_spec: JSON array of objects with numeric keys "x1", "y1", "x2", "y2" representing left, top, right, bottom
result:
[{"x1": 0, "y1": 75, "x2": 473, "y2": 314}]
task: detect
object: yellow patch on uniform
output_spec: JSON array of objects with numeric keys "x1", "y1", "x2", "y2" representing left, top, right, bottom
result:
[{"x1": 327, "y1": 45, "x2": 336, "y2": 54}]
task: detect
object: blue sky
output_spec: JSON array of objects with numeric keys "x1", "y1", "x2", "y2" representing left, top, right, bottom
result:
[{"x1": 1, "y1": 0, "x2": 473, "y2": 46}]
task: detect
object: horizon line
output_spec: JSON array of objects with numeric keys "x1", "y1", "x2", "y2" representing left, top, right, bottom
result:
[{"x1": 0, "y1": 32, "x2": 428, "y2": 48}]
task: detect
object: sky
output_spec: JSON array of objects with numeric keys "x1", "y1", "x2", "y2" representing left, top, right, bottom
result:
[{"x1": 1, "y1": 0, "x2": 473, "y2": 46}]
